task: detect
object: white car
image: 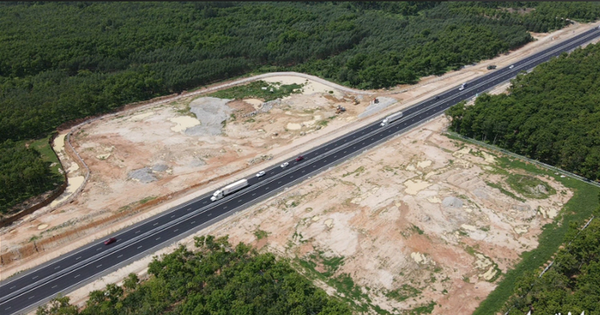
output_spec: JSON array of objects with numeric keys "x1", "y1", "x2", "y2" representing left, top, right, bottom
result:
[
  {"x1": 509, "y1": 65, "x2": 514, "y2": 69},
  {"x1": 280, "y1": 162, "x2": 289, "y2": 168},
  {"x1": 256, "y1": 171, "x2": 265, "y2": 177}
]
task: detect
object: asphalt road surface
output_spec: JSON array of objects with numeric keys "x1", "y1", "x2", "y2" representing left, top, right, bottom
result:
[{"x1": 2, "y1": 25, "x2": 600, "y2": 315}]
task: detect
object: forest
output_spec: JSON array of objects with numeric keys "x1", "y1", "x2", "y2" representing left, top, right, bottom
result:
[
  {"x1": 503, "y1": 212, "x2": 600, "y2": 314},
  {"x1": 0, "y1": 139, "x2": 64, "y2": 214},
  {"x1": 36, "y1": 235, "x2": 352, "y2": 315},
  {"x1": 446, "y1": 41, "x2": 600, "y2": 181},
  {"x1": 2, "y1": 2, "x2": 600, "y2": 210}
]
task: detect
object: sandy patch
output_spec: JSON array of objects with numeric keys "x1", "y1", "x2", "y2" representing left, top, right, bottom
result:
[
  {"x1": 128, "y1": 112, "x2": 154, "y2": 122},
  {"x1": 262, "y1": 76, "x2": 344, "y2": 98},
  {"x1": 417, "y1": 160, "x2": 432, "y2": 169},
  {"x1": 53, "y1": 134, "x2": 66, "y2": 153},
  {"x1": 404, "y1": 179, "x2": 432, "y2": 195},
  {"x1": 49, "y1": 176, "x2": 85, "y2": 208},
  {"x1": 169, "y1": 116, "x2": 200, "y2": 133},
  {"x1": 286, "y1": 123, "x2": 302, "y2": 130}
]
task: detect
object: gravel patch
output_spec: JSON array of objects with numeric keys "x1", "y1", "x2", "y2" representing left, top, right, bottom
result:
[
  {"x1": 358, "y1": 97, "x2": 398, "y2": 119},
  {"x1": 186, "y1": 97, "x2": 233, "y2": 136},
  {"x1": 151, "y1": 164, "x2": 169, "y2": 172},
  {"x1": 442, "y1": 196, "x2": 463, "y2": 208},
  {"x1": 128, "y1": 167, "x2": 157, "y2": 183},
  {"x1": 189, "y1": 159, "x2": 206, "y2": 167}
]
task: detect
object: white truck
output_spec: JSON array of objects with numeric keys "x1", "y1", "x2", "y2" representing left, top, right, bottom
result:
[
  {"x1": 210, "y1": 179, "x2": 249, "y2": 201},
  {"x1": 380, "y1": 112, "x2": 403, "y2": 127}
]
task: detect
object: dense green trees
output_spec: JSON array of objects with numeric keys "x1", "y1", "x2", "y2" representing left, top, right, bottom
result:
[
  {"x1": 0, "y1": 140, "x2": 63, "y2": 214},
  {"x1": 503, "y1": 215, "x2": 600, "y2": 314},
  {"x1": 2, "y1": 1, "x2": 600, "y2": 212},
  {"x1": 446, "y1": 42, "x2": 600, "y2": 181},
  {"x1": 36, "y1": 235, "x2": 351, "y2": 315}
]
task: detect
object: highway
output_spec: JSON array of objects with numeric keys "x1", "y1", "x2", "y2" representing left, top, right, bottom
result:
[{"x1": 2, "y1": 25, "x2": 600, "y2": 315}]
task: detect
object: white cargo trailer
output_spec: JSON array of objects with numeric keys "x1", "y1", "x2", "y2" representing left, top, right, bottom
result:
[
  {"x1": 380, "y1": 112, "x2": 403, "y2": 127},
  {"x1": 210, "y1": 179, "x2": 249, "y2": 201}
]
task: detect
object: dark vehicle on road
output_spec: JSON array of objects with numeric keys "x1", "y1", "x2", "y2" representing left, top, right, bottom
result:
[{"x1": 296, "y1": 156, "x2": 304, "y2": 162}]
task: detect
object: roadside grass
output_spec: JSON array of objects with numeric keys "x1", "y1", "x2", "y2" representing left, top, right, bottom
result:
[
  {"x1": 139, "y1": 196, "x2": 157, "y2": 204},
  {"x1": 472, "y1": 156, "x2": 600, "y2": 315},
  {"x1": 208, "y1": 80, "x2": 303, "y2": 102},
  {"x1": 29, "y1": 134, "x2": 64, "y2": 180},
  {"x1": 316, "y1": 116, "x2": 337, "y2": 128}
]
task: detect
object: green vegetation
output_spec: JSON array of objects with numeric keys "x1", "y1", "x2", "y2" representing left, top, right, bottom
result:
[
  {"x1": 299, "y1": 251, "x2": 345, "y2": 278},
  {"x1": 506, "y1": 174, "x2": 556, "y2": 199},
  {"x1": 138, "y1": 196, "x2": 156, "y2": 205},
  {"x1": 409, "y1": 301, "x2": 436, "y2": 315},
  {"x1": 411, "y1": 224, "x2": 425, "y2": 235},
  {"x1": 385, "y1": 284, "x2": 422, "y2": 302},
  {"x1": 209, "y1": 80, "x2": 304, "y2": 102},
  {"x1": 37, "y1": 235, "x2": 351, "y2": 315},
  {"x1": 0, "y1": 140, "x2": 64, "y2": 214},
  {"x1": 446, "y1": 41, "x2": 600, "y2": 181},
  {"x1": 253, "y1": 228, "x2": 269, "y2": 240},
  {"x1": 485, "y1": 181, "x2": 527, "y2": 203},
  {"x1": 3, "y1": 1, "x2": 600, "y2": 212},
  {"x1": 29, "y1": 135, "x2": 63, "y2": 177},
  {"x1": 472, "y1": 156, "x2": 600, "y2": 315},
  {"x1": 298, "y1": 252, "x2": 379, "y2": 313},
  {"x1": 502, "y1": 217, "x2": 600, "y2": 314}
]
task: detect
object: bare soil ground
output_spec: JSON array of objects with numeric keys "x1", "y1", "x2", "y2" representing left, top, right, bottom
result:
[{"x1": 1, "y1": 20, "x2": 598, "y2": 315}]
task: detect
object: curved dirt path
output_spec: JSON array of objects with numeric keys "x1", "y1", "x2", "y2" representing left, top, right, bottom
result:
[{"x1": 56, "y1": 72, "x2": 373, "y2": 212}]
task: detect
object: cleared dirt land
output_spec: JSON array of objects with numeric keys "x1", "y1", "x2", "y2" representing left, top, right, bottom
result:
[{"x1": 1, "y1": 20, "x2": 599, "y2": 315}]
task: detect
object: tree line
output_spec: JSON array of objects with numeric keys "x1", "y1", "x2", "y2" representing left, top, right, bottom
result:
[
  {"x1": 36, "y1": 235, "x2": 352, "y2": 315},
  {"x1": 2, "y1": 1, "x2": 600, "y2": 212},
  {"x1": 503, "y1": 209, "x2": 600, "y2": 314}
]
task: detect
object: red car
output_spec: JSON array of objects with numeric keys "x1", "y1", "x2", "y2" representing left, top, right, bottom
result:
[
  {"x1": 104, "y1": 237, "x2": 117, "y2": 245},
  {"x1": 296, "y1": 156, "x2": 304, "y2": 162}
]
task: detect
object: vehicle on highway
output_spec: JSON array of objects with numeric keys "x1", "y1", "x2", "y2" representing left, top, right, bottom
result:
[
  {"x1": 458, "y1": 83, "x2": 466, "y2": 91},
  {"x1": 7, "y1": 26, "x2": 600, "y2": 315},
  {"x1": 104, "y1": 237, "x2": 117, "y2": 245},
  {"x1": 256, "y1": 171, "x2": 265, "y2": 177},
  {"x1": 280, "y1": 162, "x2": 289, "y2": 168},
  {"x1": 380, "y1": 111, "x2": 403, "y2": 127},
  {"x1": 509, "y1": 64, "x2": 514, "y2": 69},
  {"x1": 296, "y1": 156, "x2": 304, "y2": 162},
  {"x1": 210, "y1": 179, "x2": 249, "y2": 201}
]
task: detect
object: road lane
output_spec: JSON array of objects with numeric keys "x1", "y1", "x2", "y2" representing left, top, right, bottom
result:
[{"x1": 2, "y1": 25, "x2": 599, "y2": 315}]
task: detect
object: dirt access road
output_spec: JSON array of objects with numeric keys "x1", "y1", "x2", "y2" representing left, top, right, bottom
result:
[{"x1": 1, "y1": 20, "x2": 599, "y2": 315}]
